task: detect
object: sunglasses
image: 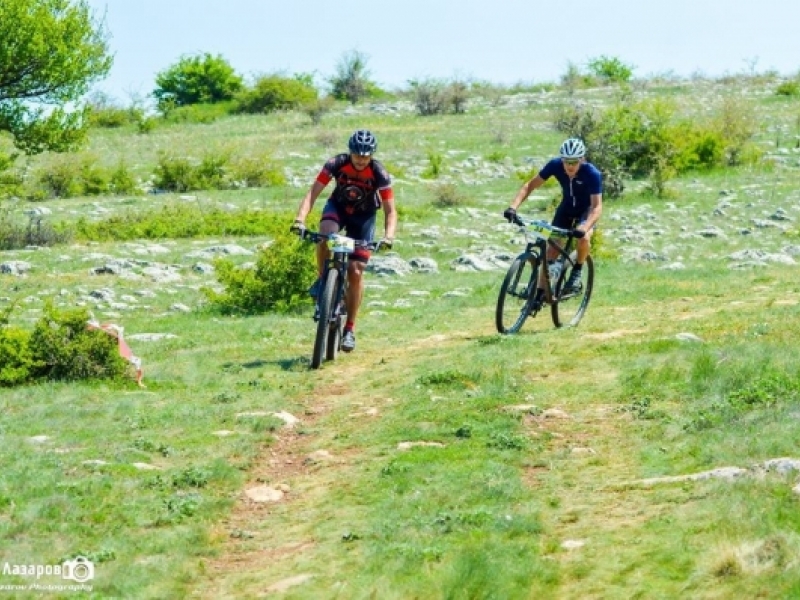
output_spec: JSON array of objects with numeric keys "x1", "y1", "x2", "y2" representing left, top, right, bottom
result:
[{"x1": 562, "y1": 159, "x2": 581, "y2": 166}]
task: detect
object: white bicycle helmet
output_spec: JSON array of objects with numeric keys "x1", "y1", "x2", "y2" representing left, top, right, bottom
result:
[{"x1": 559, "y1": 138, "x2": 586, "y2": 159}]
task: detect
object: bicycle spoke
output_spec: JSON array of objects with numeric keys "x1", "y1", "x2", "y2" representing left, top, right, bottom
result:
[
  {"x1": 496, "y1": 254, "x2": 539, "y2": 334},
  {"x1": 551, "y1": 255, "x2": 594, "y2": 328}
]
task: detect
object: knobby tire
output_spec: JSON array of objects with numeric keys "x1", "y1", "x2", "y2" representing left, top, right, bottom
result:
[
  {"x1": 551, "y1": 254, "x2": 594, "y2": 328},
  {"x1": 311, "y1": 270, "x2": 339, "y2": 369},
  {"x1": 496, "y1": 253, "x2": 540, "y2": 334},
  {"x1": 326, "y1": 295, "x2": 344, "y2": 361}
]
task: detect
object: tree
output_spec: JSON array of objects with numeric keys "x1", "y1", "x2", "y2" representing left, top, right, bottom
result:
[
  {"x1": 153, "y1": 53, "x2": 243, "y2": 109},
  {"x1": 328, "y1": 50, "x2": 379, "y2": 104},
  {"x1": 0, "y1": 0, "x2": 112, "y2": 154}
]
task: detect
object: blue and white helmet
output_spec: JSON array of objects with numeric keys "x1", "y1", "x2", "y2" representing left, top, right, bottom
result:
[
  {"x1": 348, "y1": 129, "x2": 378, "y2": 155},
  {"x1": 559, "y1": 138, "x2": 586, "y2": 159}
]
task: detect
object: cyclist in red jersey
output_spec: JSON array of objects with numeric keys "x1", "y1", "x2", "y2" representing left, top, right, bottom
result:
[{"x1": 291, "y1": 129, "x2": 397, "y2": 353}]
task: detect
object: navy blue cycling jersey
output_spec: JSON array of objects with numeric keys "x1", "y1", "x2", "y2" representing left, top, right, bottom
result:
[{"x1": 539, "y1": 158, "x2": 603, "y2": 217}]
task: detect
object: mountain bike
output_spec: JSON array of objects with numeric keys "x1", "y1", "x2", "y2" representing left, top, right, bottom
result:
[
  {"x1": 496, "y1": 215, "x2": 594, "y2": 334},
  {"x1": 301, "y1": 230, "x2": 380, "y2": 369}
]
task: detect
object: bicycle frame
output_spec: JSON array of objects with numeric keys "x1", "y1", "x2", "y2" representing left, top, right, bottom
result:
[
  {"x1": 302, "y1": 230, "x2": 378, "y2": 368},
  {"x1": 496, "y1": 216, "x2": 593, "y2": 334},
  {"x1": 518, "y1": 218, "x2": 578, "y2": 304}
]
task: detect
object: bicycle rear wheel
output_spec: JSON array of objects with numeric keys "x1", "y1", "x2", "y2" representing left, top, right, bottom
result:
[
  {"x1": 496, "y1": 253, "x2": 540, "y2": 334},
  {"x1": 312, "y1": 270, "x2": 339, "y2": 369},
  {"x1": 551, "y1": 254, "x2": 593, "y2": 328}
]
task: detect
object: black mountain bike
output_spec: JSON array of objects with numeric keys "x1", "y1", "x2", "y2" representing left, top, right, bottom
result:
[
  {"x1": 301, "y1": 230, "x2": 380, "y2": 369},
  {"x1": 496, "y1": 215, "x2": 594, "y2": 334}
]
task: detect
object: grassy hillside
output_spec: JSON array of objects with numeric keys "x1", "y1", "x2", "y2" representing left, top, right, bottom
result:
[{"x1": 2, "y1": 75, "x2": 800, "y2": 598}]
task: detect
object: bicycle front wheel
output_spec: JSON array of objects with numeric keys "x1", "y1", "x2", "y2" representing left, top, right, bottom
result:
[
  {"x1": 326, "y1": 302, "x2": 344, "y2": 361},
  {"x1": 551, "y1": 254, "x2": 593, "y2": 328},
  {"x1": 496, "y1": 253, "x2": 540, "y2": 334},
  {"x1": 311, "y1": 270, "x2": 339, "y2": 369}
]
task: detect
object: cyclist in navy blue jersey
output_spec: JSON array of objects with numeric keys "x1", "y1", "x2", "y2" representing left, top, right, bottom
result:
[{"x1": 503, "y1": 138, "x2": 603, "y2": 297}]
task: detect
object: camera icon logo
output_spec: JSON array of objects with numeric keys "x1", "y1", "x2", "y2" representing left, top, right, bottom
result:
[{"x1": 62, "y1": 557, "x2": 95, "y2": 583}]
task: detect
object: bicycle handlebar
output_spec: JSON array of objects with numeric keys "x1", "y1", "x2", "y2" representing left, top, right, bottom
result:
[
  {"x1": 510, "y1": 215, "x2": 583, "y2": 239},
  {"x1": 299, "y1": 229, "x2": 384, "y2": 252}
]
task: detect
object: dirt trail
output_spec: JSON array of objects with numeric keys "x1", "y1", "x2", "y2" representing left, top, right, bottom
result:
[{"x1": 196, "y1": 331, "x2": 475, "y2": 597}]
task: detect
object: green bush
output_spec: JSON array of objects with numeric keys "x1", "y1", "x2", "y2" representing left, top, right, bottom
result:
[
  {"x1": 109, "y1": 161, "x2": 139, "y2": 194},
  {"x1": 586, "y1": 56, "x2": 635, "y2": 84},
  {"x1": 554, "y1": 94, "x2": 761, "y2": 198},
  {"x1": 161, "y1": 101, "x2": 236, "y2": 124},
  {"x1": 775, "y1": 80, "x2": 800, "y2": 96},
  {"x1": 152, "y1": 150, "x2": 284, "y2": 192},
  {"x1": 36, "y1": 158, "x2": 85, "y2": 198},
  {"x1": 0, "y1": 319, "x2": 39, "y2": 386},
  {"x1": 153, "y1": 53, "x2": 243, "y2": 107},
  {"x1": 74, "y1": 204, "x2": 294, "y2": 241},
  {"x1": 153, "y1": 152, "x2": 196, "y2": 192},
  {"x1": 422, "y1": 152, "x2": 444, "y2": 179},
  {"x1": 85, "y1": 92, "x2": 144, "y2": 129},
  {"x1": 203, "y1": 231, "x2": 315, "y2": 314},
  {"x1": 235, "y1": 74, "x2": 318, "y2": 114},
  {"x1": 30, "y1": 155, "x2": 139, "y2": 199},
  {"x1": 1, "y1": 304, "x2": 129, "y2": 384},
  {"x1": 0, "y1": 151, "x2": 24, "y2": 199},
  {"x1": 228, "y1": 154, "x2": 286, "y2": 188},
  {"x1": 0, "y1": 209, "x2": 73, "y2": 250}
]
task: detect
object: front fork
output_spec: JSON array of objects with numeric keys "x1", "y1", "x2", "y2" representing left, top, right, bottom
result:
[{"x1": 313, "y1": 255, "x2": 347, "y2": 323}]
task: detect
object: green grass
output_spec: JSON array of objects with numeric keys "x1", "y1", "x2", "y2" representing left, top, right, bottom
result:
[{"x1": 2, "y1": 76, "x2": 800, "y2": 598}]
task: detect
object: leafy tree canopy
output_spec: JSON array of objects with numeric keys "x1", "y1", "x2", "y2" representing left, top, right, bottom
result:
[
  {"x1": 0, "y1": 0, "x2": 112, "y2": 154},
  {"x1": 153, "y1": 53, "x2": 243, "y2": 108}
]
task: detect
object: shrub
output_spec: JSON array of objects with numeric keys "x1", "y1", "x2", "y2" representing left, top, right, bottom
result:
[
  {"x1": 447, "y1": 79, "x2": 470, "y2": 114},
  {"x1": 0, "y1": 317, "x2": 39, "y2": 387},
  {"x1": 161, "y1": 101, "x2": 236, "y2": 124},
  {"x1": 36, "y1": 158, "x2": 85, "y2": 198},
  {"x1": 228, "y1": 154, "x2": 286, "y2": 188},
  {"x1": 328, "y1": 50, "x2": 381, "y2": 104},
  {"x1": 109, "y1": 161, "x2": 139, "y2": 194},
  {"x1": 194, "y1": 150, "x2": 232, "y2": 191},
  {"x1": 553, "y1": 94, "x2": 760, "y2": 198},
  {"x1": 775, "y1": 80, "x2": 800, "y2": 96},
  {"x1": 74, "y1": 204, "x2": 294, "y2": 241},
  {"x1": 410, "y1": 78, "x2": 472, "y2": 116},
  {"x1": 586, "y1": 56, "x2": 635, "y2": 85},
  {"x1": 712, "y1": 96, "x2": 759, "y2": 166},
  {"x1": 203, "y1": 231, "x2": 315, "y2": 314},
  {"x1": 85, "y1": 92, "x2": 143, "y2": 129},
  {"x1": 153, "y1": 53, "x2": 243, "y2": 107},
  {"x1": 0, "y1": 210, "x2": 73, "y2": 250},
  {"x1": 422, "y1": 152, "x2": 444, "y2": 179},
  {"x1": 27, "y1": 304, "x2": 129, "y2": 382},
  {"x1": 152, "y1": 150, "x2": 284, "y2": 192},
  {"x1": 235, "y1": 74, "x2": 318, "y2": 114},
  {"x1": 152, "y1": 152, "x2": 197, "y2": 192},
  {"x1": 30, "y1": 155, "x2": 140, "y2": 199},
  {"x1": 431, "y1": 183, "x2": 467, "y2": 208},
  {"x1": 0, "y1": 151, "x2": 24, "y2": 199},
  {"x1": 302, "y1": 96, "x2": 336, "y2": 125},
  {"x1": 410, "y1": 79, "x2": 449, "y2": 116}
]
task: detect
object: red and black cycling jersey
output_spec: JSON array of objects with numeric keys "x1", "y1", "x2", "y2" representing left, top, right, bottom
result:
[{"x1": 316, "y1": 153, "x2": 394, "y2": 214}]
